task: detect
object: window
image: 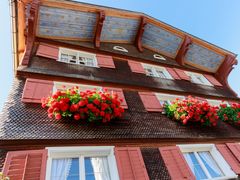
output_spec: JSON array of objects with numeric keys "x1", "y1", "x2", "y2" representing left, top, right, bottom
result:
[
  {"x1": 207, "y1": 99, "x2": 230, "y2": 107},
  {"x1": 113, "y1": 46, "x2": 128, "y2": 52},
  {"x1": 207, "y1": 99, "x2": 222, "y2": 106},
  {"x1": 178, "y1": 144, "x2": 237, "y2": 180},
  {"x1": 142, "y1": 63, "x2": 173, "y2": 79},
  {"x1": 186, "y1": 72, "x2": 212, "y2": 86},
  {"x1": 155, "y1": 93, "x2": 184, "y2": 106},
  {"x1": 53, "y1": 82, "x2": 102, "y2": 93},
  {"x1": 153, "y1": 54, "x2": 166, "y2": 61},
  {"x1": 58, "y1": 48, "x2": 98, "y2": 67},
  {"x1": 46, "y1": 146, "x2": 119, "y2": 180}
]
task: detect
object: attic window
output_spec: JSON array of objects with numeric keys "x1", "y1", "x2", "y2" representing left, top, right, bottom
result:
[
  {"x1": 113, "y1": 46, "x2": 128, "y2": 53},
  {"x1": 153, "y1": 54, "x2": 166, "y2": 61},
  {"x1": 58, "y1": 48, "x2": 98, "y2": 67},
  {"x1": 142, "y1": 63, "x2": 173, "y2": 79},
  {"x1": 186, "y1": 72, "x2": 213, "y2": 86}
]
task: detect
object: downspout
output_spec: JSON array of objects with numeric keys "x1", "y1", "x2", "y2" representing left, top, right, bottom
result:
[{"x1": 9, "y1": 0, "x2": 18, "y2": 74}]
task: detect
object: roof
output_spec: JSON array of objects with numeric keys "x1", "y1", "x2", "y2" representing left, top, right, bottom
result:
[
  {"x1": 1, "y1": 78, "x2": 240, "y2": 143},
  {"x1": 10, "y1": 0, "x2": 238, "y2": 94},
  {"x1": 35, "y1": 0, "x2": 237, "y2": 73}
]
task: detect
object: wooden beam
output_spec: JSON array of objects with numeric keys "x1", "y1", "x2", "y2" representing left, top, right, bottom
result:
[
  {"x1": 175, "y1": 35, "x2": 192, "y2": 66},
  {"x1": 94, "y1": 11, "x2": 105, "y2": 48},
  {"x1": 21, "y1": 0, "x2": 40, "y2": 66},
  {"x1": 216, "y1": 55, "x2": 238, "y2": 85},
  {"x1": 135, "y1": 16, "x2": 147, "y2": 52}
]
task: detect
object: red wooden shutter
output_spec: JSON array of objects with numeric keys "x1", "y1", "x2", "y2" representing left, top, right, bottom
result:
[
  {"x1": 159, "y1": 146, "x2": 195, "y2": 180},
  {"x1": 96, "y1": 54, "x2": 115, "y2": 68},
  {"x1": 139, "y1": 92, "x2": 162, "y2": 112},
  {"x1": 166, "y1": 67, "x2": 181, "y2": 80},
  {"x1": 36, "y1": 43, "x2": 59, "y2": 60},
  {"x1": 2, "y1": 149, "x2": 47, "y2": 180},
  {"x1": 174, "y1": 68, "x2": 191, "y2": 81},
  {"x1": 105, "y1": 87, "x2": 128, "y2": 109},
  {"x1": 115, "y1": 147, "x2": 149, "y2": 180},
  {"x1": 204, "y1": 74, "x2": 222, "y2": 86},
  {"x1": 227, "y1": 143, "x2": 240, "y2": 162},
  {"x1": 22, "y1": 78, "x2": 54, "y2": 103},
  {"x1": 216, "y1": 143, "x2": 240, "y2": 174},
  {"x1": 128, "y1": 61, "x2": 146, "y2": 74}
]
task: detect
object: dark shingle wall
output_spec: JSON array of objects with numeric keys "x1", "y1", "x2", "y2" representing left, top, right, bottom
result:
[
  {"x1": 17, "y1": 55, "x2": 237, "y2": 99},
  {"x1": 0, "y1": 78, "x2": 240, "y2": 140}
]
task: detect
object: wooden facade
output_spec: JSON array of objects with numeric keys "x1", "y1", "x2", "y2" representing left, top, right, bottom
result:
[{"x1": 1, "y1": 0, "x2": 240, "y2": 179}]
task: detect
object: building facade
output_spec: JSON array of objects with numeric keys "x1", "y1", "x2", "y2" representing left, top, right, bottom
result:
[{"x1": 1, "y1": 0, "x2": 240, "y2": 179}]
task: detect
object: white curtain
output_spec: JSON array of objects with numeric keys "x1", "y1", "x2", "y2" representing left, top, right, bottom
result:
[
  {"x1": 90, "y1": 157, "x2": 110, "y2": 180},
  {"x1": 51, "y1": 158, "x2": 72, "y2": 180},
  {"x1": 198, "y1": 152, "x2": 223, "y2": 177}
]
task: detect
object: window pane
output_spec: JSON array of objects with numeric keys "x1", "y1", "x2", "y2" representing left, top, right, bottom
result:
[
  {"x1": 144, "y1": 68, "x2": 155, "y2": 77},
  {"x1": 84, "y1": 157, "x2": 110, "y2": 180},
  {"x1": 156, "y1": 70, "x2": 166, "y2": 78},
  {"x1": 51, "y1": 158, "x2": 80, "y2": 180},
  {"x1": 198, "y1": 152, "x2": 223, "y2": 178},
  {"x1": 183, "y1": 153, "x2": 207, "y2": 180}
]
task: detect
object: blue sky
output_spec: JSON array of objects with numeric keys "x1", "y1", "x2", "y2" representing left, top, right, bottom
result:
[{"x1": 0, "y1": 0, "x2": 240, "y2": 111}]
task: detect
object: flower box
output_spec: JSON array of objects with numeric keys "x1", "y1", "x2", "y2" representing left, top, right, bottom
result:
[
  {"x1": 41, "y1": 87, "x2": 124, "y2": 124},
  {"x1": 218, "y1": 103, "x2": 240, "y2": 126},
  {"x1": 164, "y1": 96, "x2": 219, "y2": 127}
]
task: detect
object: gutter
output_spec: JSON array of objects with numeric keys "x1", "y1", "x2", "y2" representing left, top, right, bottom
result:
[{"x1": 9, "y1": 0, "x2": 18, "y2": 74}]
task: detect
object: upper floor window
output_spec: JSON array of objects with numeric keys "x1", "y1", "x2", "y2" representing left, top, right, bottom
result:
[
  {"x1": 186, "y1": 72, "x2": 212, "y2": 86},
  {"x1": 142, "y1": 63, "x2": 173, "y2": 79},
  {"x1": 53, "y1": 82, "x2": 102, "y2": 93},
  {"x1": 46, "y1": 146, "x2": 119, "y2": 180},
  {"x1": 207, "y1": 99, "x2": 223, "y2": 106},
  {"x1": 178, "y1": 144, "x2": 237, "y2": 180},
  {"x1": 153, "y1": 54, "x2": 166, "y2": 61},
  {"x1": 58, "y1": 48, "x2": 98, "y2": 67},
  {"x1": 113, "y1": 46, "x2": 128, "y2": 53},
  {"x1": 155, "y1": 93, "x2": 184, "y2": 106}
]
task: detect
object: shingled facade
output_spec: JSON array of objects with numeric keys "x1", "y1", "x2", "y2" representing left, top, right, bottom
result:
[{"x1": 1, "y1": 0, "x2": 240, "y2": 179}]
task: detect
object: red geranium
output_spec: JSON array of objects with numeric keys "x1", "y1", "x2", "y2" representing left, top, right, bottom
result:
[
  {"x1": 41, "y1": 87, "x2": 124, "y2": 123},
  {"x1": 165, "y1": 96, "x2": 219, "y2": 127},
  {"x1": 218, "y1": 102, "x2": 240, "y2": 125}
]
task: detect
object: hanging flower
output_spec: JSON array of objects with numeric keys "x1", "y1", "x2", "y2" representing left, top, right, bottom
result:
[
  {"x1": 164, "y1": 96, "x2": 219, "y2": 127},
  {"x1": 41, "y1": 87, "x2": 124, "y2": 123}
]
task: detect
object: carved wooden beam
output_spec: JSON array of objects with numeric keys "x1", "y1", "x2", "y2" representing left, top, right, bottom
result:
[
  {"x1": 175, "y1": 35, "x2": 192, "y2": 66},
  {"x1": 135, "y1": 16, "x2": 147, "y2": 52},
  {"x1": 21, "y1": 0, "x2": 40, "y2": 66},
  {"x1": 94, "y1": 11, "x2": 105, "y2": 48},
  {"x1": 215, "y1": 54, "x2": 238, "y2": 86}
]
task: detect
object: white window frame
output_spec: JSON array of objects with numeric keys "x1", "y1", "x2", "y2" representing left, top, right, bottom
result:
[
  {"x1": 113, "y1": 46, "x2": 128, "y2": 52},
  {"x1": 186, "y1": 72, "x2": 213, "y2": 86},
  {"x1": 142, "y1": 63, "x2": 173, "y2": 79},
  {"x1": 58, "y1": 48, "x2": 98, "y2": 67},
  {"x1": 178, "y1": 144, "x2": 237, "y2": 180},
  {"x1": 153, "y1": 54, "x2": 166, "y2": 61},
  {"x1": 155, "y1": 93, "x2": 184, "y2": 106},
  {"x1": 53, "y1": 82, "x2": 102, "y2": 93},
  {"x1": 45, "y1": 146, "x2": 119, "y2": 180},
  {"x1": 207, "y1": 99, "x2": 223, "y2": 106}
]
